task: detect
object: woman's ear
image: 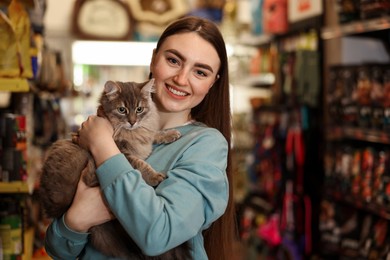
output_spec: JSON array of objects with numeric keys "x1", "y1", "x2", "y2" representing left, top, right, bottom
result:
[{"x1": 210, "y1": 74, "x2": 220, "y2": 88}]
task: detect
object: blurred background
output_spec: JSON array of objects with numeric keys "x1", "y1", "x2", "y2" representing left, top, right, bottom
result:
[{"x1": 1, "y1": 0, "x2": 390, "y2": 259}]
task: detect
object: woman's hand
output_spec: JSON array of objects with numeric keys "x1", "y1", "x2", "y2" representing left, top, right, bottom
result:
[
  {"x1": 64, "y1": 168, "x2": 115, "y2": 233},
  {"x1": 77, "y1": 115, "x2": 120, "y2": 167}
]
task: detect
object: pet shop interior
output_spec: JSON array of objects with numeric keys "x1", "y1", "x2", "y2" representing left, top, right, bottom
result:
[{"x1": 1, "y1": 0, "x2": 390, "y2": 259}]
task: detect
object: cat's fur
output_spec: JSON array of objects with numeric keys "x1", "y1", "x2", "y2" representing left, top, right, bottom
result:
[{"x1": 40, "y1": 80, "x2": 191, "y2": 259}]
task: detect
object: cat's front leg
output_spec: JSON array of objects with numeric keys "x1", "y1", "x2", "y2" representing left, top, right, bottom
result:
[
  {"x1": 154, "y1": 129, "x2": 181, "y2": 144},
  {"x1": 125, "y1": 155, "x2": 166, "y2": 186}
]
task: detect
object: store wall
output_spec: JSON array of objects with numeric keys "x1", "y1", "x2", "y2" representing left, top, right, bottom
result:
[
  {"x1": 42, "y1": 0, "x2": 75, "y2": 83},
  {"x1": 44, "y1": 0, "x2": 74, "y2": 35}
]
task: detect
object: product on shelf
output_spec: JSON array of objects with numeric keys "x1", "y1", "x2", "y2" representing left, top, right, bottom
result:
[
  {"x1": 0, "y1": 196, "x2": 23, "y2": 258},
  {"x1": 0, "y1": 114, "x2": 27, "y2": 182},
  {"x1": 327, "y1": 64, "x2": 390, "y2": 132}
]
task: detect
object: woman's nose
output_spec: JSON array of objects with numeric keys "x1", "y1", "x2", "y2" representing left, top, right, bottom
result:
[{"x1": 173, "y1": 68, "x2": 189, "y2": 86}]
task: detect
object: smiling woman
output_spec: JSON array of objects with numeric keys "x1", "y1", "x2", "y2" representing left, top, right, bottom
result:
[{"x1": 44, "y1": 16, "x2": 236, "y2": 260}]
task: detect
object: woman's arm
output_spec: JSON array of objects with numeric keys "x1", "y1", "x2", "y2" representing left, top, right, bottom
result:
[
  {"x1": 77, "y1": 115, "x2": 120, "y2": 167},
  {"x1": 44, "y1": 169, "x2": 114, "y2": 259},
  {"x1": 44, "y1": 215, "x2": 89, "y2": 259},
  {"x1": 96, "y1": 128, "x2": 229, "y2": 256},
  {"x1": 45, "y1": 114, "x2": 122, "y2": 258},
  {"x1": 64, "y1": 173, "x2": 114, "y2": 232}
]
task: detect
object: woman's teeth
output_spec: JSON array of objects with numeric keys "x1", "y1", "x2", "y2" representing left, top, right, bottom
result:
[{"x1": 168, "y1": 86, "x2": 187, "y2": 96}]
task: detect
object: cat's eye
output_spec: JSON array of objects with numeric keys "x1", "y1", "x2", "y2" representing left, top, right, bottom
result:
[
  {"x1": 135, "y1": 107, "x2": 144, "y2": 114},
  {"x1": 117, "y1": 107, "x2": 128, "y2": 114}
]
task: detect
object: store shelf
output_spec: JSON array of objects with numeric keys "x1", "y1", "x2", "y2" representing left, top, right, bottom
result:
[
  {"x1": 21, "y1": 227, "x2": 52, "y2": 260},
  {"x1": 240, "y1": 73, "x2": 276, "y2": 87},
  {"x1": 326, "y1": 191, "x2": 390, "y2": 221},
  {"x1": 0, "y1": 78, "x2": 29, "y2": 92},
  {"x1": 0, "y1": 181, "x2": 30, "y2": 193},
  {"x1": 326, "y1": 126, "x2": 390, "y2": 144},
  {"x1": 238, "y1": 33, "x2": 274, "y2": 46},
  {"x1": 22, "y1": 227, "x2": 34, "y2": 260},
  {"x1": 321, "y1": 16, "x2": 390, "y2": 39}
]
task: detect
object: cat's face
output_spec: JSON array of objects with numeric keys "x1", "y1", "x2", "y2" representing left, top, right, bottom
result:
[{"x1": 99, "y1": 80, "x2": 155, "y2": 131}]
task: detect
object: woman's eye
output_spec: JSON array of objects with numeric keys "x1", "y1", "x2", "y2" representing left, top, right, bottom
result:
[
  {"x1": 117, "y1": 107, "x2": 127, "y2": 114},
  {"x1": 167, "y1": 57, "x2": 179, "y2": 65},
  {"x1": 196, "y1": 70, "x2": 207, "y2": 77},
  {"x1": 136, "y1": 107, "x2": 144, "y2": 114}
]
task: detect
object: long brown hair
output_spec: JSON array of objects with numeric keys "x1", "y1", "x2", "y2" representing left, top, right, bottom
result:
[{"x1": 154, "y1": 16, "x2": 236, "y2": 260}]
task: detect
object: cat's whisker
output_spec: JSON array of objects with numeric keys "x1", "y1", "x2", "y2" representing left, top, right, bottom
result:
[{"x1": 140, "y1": 125, "x2": 155, "y2": 132}]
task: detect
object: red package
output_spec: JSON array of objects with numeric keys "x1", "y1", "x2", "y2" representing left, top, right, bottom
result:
[{"x1": 263, "y1": 0, "x2": 288, "y2": 34}]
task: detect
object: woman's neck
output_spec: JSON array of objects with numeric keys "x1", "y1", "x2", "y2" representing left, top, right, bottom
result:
[{"x1": 158, "y1": 111, "x2": 192, "y2": 130}]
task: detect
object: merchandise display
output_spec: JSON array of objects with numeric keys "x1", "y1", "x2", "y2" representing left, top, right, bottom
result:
[
  {"x1": 321, "y1": 1, "x2": 390, "y2": 258},
  {"x1": 236, "y1": 30, "x2": 323, "y2": 258},
  {"x1": 0, "y1": 114, "x2": 27, "y2": 182},
  {"x1": 327, "y1": 64, "x2": 390, "y2": 130},
  {"x1": 0, "y1": 0, "x2": 33, "y2": 79}
]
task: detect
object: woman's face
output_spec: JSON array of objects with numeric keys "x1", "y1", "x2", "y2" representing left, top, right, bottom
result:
[{"x1": 150, "y1": 32, "x2": 220, "y2": 116}]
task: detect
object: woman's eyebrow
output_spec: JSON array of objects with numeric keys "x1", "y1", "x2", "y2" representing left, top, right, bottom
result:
[
  {"x1": 195, "y1": 63, "x2": 214, "y2": 73},
  {"x1": 165, "y1": 49, "x2": 214, "y2": 73}
]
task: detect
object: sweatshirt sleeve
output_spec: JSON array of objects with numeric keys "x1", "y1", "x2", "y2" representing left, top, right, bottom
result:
[
  {"x1": 96, "y1": 128, "x2": 229, "y2": 256},
  {"x1": 44, "y1": 215, "x2": 89, "y2": 259}
]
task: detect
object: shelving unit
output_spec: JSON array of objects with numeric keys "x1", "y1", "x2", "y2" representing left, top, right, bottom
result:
[
  {"x1": 326, "y1": 127, "x2": 390, "y2": 145},
  {"x1": 322, "y1": 15, "x2": 390, "y2": 39},
  {"x1": 0, "y1": 78, "x2": 29, "y2": 92},
  {"x1": 0, "y1": 181, "x2": 30, "y2": 193},
  {"x1": 0, "y1": 77, "x2": 33, "y2": 258},
  {"x1": 237, "y1": 2, "x2": 390, "y2": 258},
  {"x1": 320, "y1": 2, "x2": 390, "y2": 259},
  {"x1": 235, "y1": 11, "x2": 324, "y2": 257},
  {"x1": 22, "y1": 227, "x2": 34, "y2": 260}
]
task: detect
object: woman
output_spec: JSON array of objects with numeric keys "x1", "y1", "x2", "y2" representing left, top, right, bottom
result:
[{"x1": 45, "y1": 16, "x2": 236, "y2": 259}]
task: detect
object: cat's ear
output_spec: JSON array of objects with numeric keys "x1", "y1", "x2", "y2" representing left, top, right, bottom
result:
[
  {"x1": 104, "y1": 81, "x2": 121, "y2": 99},
  {"x1": 142, "y1": 78, "x2": 156, "y2": 94}
]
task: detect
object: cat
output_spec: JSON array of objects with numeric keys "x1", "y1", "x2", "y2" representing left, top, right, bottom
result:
[{"x1": 39, "y1": 79, "x2": 191, "y2": 259}]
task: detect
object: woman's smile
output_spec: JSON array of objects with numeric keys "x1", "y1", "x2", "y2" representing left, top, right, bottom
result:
[{"x1": 165, "y1": 84, "x2": 189, "y2": 98}]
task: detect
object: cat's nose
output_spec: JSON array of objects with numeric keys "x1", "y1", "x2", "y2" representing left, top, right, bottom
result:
[
  {"x1": 128, "y1": 115, "x2": 137, "y2": 127},
  {"x1": 129, "y1": 121, "x2": 136, "y2": 127}
]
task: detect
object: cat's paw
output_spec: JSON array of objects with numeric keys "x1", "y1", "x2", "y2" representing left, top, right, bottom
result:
[
  {"x1": 154, "y1": 129, "x2": 181, "y2": 144},
  {"x1": 163, "y1": 129, "x2": 182, "y2": 143},
  {"x1": 147, "y1": 172, "x2": 166, "y2": 187}
]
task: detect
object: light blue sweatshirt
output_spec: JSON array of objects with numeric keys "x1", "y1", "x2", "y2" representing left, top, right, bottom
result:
[{"x1": 44, "y1": 123, "x2": 229, "y2": 259}]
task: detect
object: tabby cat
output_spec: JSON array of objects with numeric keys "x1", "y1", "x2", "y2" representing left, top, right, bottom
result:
[{"x1": 39, "y1": 79, "x2": 191, "y2": 259}]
